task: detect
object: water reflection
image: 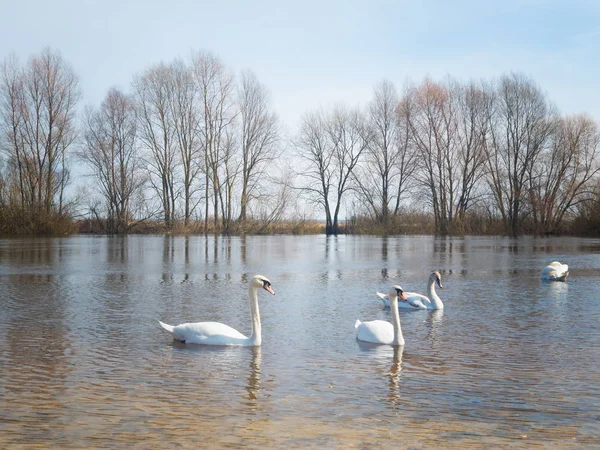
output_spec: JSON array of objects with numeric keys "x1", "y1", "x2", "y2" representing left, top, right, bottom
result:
[
  {"x1": 246, "y1": 346, "x2": 262, "y2": 402},
  {"x1": 240, "y1": 234, "x2": 247, "y2": 264},
  {"x1": 425, "y1": 310, "x2": 444, "y2": 344},
  {"x1": 381, "y1": 236, "x2": 389, "y2": 281},
  {"x1": 182, "y1": 236, "x2": 190, "y2": 283},
  {"x1": 167, "y1": 342, "x2": 264, "y2": 414},
  {"x1": 162, "y1": 235, "x2": 174, "y2": 284},
  {"x1": 356, "y1": 341, "x2": 405, "y2": 407},
  {"x1": 381, "y1": 236, "x2": 388, "y2": 262},
  {"x1": 1, "y1": 235, "x2": 600, "y2": 448},
  {"x1": 0, "y1": 238, "x2": 53, "y2": 267},
  {"x1": 107, "y1": 236, "x2": 127, "y2": 264},
  {"x1": 2, "y1": 272, "x2": 72, "y2": 443},
  {"x1": 387, "y1": 345, "x2": 404, "y2": 407}
]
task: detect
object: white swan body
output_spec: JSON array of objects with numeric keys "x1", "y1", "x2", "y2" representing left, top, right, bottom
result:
[
  {"x1": 356, "y1": 285, "x2": 406, "y2": 346},
  {"x1": 541, "y1": 261, "x2": 569, "y2": 281},
  {"x1": 377, "y1": 271, "x2": 443, "y2": 310},
  {"x1": 377, "y1": 291, "x2": 429, "y2": 310},
  {"x1": 158, "y1": 275, "x2": 274, "y2": 346}
]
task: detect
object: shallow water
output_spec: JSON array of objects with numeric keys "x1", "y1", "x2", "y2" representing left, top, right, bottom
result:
[{"x1": 0, "y1": 235, "x2": 599, "y2": 448}]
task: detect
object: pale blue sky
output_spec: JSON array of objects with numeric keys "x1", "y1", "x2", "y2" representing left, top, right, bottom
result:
[{"x1": 1, "y1": 0, "x2": 599, "y2": 132}]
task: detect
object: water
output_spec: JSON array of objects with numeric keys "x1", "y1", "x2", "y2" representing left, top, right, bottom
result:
[{"x1": 0, "y1": 235, "x2": 599, "y2": 448}]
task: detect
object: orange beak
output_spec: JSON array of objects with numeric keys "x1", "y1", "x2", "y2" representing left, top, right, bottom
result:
[{"x1": 264, "y1": 285, "x2": 275, "y2": 295}]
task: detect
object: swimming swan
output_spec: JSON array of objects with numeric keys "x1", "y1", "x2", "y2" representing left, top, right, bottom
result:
[
  {"x1": 158, "y1": 275, "x2": 274, "y2": 346},
  {"x1": 541, "y1": 261, "x2": 569, "y2": 281},
  {"x1": 377, "y1": 271, "x2": 444, "y2": 310},
  {"x1": 356, "y1": 285, "x2": 407, "y2": 346}
]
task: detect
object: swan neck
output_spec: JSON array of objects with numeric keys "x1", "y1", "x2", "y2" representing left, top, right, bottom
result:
[
  {"x1": 389, "y1": 297, "x2": 404, "y2": 346},
  {"x1": 427, "y1": 276, "x2": 444, "y2": 310},
  {"x1": 248, "y1": 285, "x2": 261, "y2": 346}
]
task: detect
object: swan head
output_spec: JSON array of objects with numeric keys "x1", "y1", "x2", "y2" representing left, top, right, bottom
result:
[
  {"x1": 252, "y1": 275, "x2": 275, "y2": 295},
  {"x1": 389, "y1": 285, "x2": 407, "y2": 302},
  {"x1": 431, "y1": 271, "x2": 443, "y2": 289}
]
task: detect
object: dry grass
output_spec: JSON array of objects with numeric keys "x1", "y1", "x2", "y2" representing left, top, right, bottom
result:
[
  {"x1": 76, "y1": 217, "x2": 326, "y2": 236},
  {"x1": 16, "y1": 207, "x2": 600, "y2": 237},
  {"x1": 0, "y1": 208, "x2": 76, "y2": 236}
]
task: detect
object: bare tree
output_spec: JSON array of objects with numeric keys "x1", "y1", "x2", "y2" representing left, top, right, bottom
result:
[
  {"x1": 252, "y1": 177, "x2": 291, "y2": 234},
  {"x1": 392, "y1": 88, "x2": 420, "y2": 216},
  {"x1": 329, "y1": 107, "x2": 372, "y2": 233},
  {"x1": 0, "y1": 48, "x2": 80, "y2": 228},
  {"x1": 354, "y1": 80, "x2": 419, "y2": 223},
  {"x1": 191, "y1": 51, "x2": 236, "y2": 232},
  {"x1": 453, "y1": 80, "x2": 490, "y2": 226},
  {"x1": 218, "y1": 128, "x2": 239, "y2": 232},
  {"x1": 405, "y1": 78, "x2": 459, "y2": 235},
  {"x1": 485, "y1": 73, "x2": 555, "y2": 236},
  {"x1": 169, "y1": 59, "x2": 202, "y2": 226},
  {"x1": 133, "y1": 63, "x2": 179, "y2": 229},
  {"x1": 354, "y1": 80, "x2": 397, "y2": 222},
  {"x1": 294, "y1": 110, "x2": 333, "y2": 230},
  {"x1": 237, "y1": 70, "x2": 280, "y2": 222},
  {"x1": 296, "y1": 106, "x2": 370, "y2": 234},
  {"x1": 403, "y1": 77, "x2": 491, "y2": 234},
  {"x1": 79, "y1": 88, "x2": 145, "y2": 234},
  {"x1": 528, "y1": 114, "x2": 600, "y2": 234}
]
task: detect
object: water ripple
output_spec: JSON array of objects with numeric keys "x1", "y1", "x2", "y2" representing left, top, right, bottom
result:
[{"x1": 1, "y1": 235, "x2": 599, "y2": 448}]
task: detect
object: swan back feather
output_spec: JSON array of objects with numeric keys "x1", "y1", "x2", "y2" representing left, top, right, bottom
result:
[{"x1": 541, "y1": 261, "x2": 569, "y2": 281}]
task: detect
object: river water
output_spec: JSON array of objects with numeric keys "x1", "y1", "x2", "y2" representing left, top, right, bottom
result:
[{"x1": 0, "y1": 235, "x2": 599, "y2": 448}]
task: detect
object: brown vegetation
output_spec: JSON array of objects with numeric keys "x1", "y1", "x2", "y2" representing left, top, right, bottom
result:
[{"x1": 76, "y1": 217, "x2": 326, "y2": 236}]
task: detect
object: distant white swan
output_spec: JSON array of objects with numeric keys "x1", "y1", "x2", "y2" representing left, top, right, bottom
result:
[
  {"x1": 541, "y1": 261, "x2": 569, "y2": 281},
  {"x1": 377, "y1": 271, "x2": 444, "y2": 310},
  {"x1": 158, "y1": 275, "x2": 274, "y2": 346},
  {"x1": 356, "y1": 285, "x2": 407, "y2": 346}
]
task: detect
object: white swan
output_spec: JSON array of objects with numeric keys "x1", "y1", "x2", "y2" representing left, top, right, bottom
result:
[
  {"x1": 158, "y1": 275, "x2": 274, "y2": 346},
  {"x1": 541, "y1": 261, "x2": 569, "y2": 281},
  {"x1": 355, "y1": 285, "x2": 407, "y2": 346},
  {"x1": 377, "y1": 271, "x2": 443, "y2": 310}
]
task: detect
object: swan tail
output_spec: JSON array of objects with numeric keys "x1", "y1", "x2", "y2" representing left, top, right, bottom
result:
[
  {"x1": 158, "y1": 320, "x2": 175, "y2": 334},
  {"x1": 354, "y1": 319, "x2": 362, "y2": 329},
  {"x1": 376, "y1": 292, "x2": 389, "y2": 306}
]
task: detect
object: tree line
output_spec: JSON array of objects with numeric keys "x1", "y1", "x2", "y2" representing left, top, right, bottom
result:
[
  {"x1": 295, "y1": 76, "x2": 600, "y2": 236},
  {"x1": 1, "y1": 48, "x2": 599, "y2": 236}
]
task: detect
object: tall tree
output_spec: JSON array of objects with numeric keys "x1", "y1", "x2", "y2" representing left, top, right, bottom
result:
[
  {"x1": 218, "y1": 129, "x2": 239, "y2": 231},
  {"x1": 405, "y1": 78, "x2": 458, "y2": 235},
  {"x1": 295, "y1": 110, "x2": 333, "y2": 231},
  {"x1": 296, "y1": 106, "x2": 370, "y2": 234},
  {"x1": 354, "y1": 80, "x2": 419, "y2": 223},
  {"x1": 354, "y1": 80, "x2": 398, "y2": 223},
  {"x1": 392, "y1": 89, "x2": 420, "y2": 215},
  {"x1": 133, "y1": 63, "x2": 179, "y2": 229},
  {"x1": 453, "y1": 80, "x2": 490, "y2": 226},
  {"x1": 0, "y1": 48, "x2": 80, "y2": 226},
  {"x1": 237, "y1": 70, "x2": 280, "y2": 222},
  {"x1": 79, "y1": 88, "x2": 144, "y2": 234},
  {"x1": 485, "y1": 73, "x2": 555, "y2": 236},
  {"x1": 528, "y1": 114, "x2": 600, "y2": 234},
  {"x1": 191, "y1": 51, "x2": 236, "y2": 232},
  {"x1": 404, "y1": 77, "x2": 490, "y2": 234},
  {"x1": 168, "y1": 60, "x2": 202, "y2": 226}
]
